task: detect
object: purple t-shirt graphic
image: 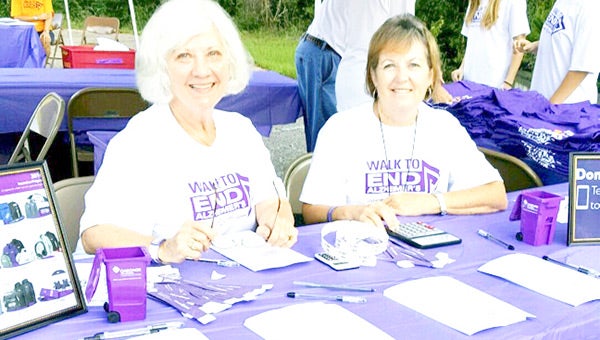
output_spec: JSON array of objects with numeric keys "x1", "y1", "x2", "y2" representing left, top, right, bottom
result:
[
  {"x1": 365, "y1": 159, "x2": 440, "y2": 194},
  {"x1": 189, "y1": 173, "x2": 251, "y2": 221}
]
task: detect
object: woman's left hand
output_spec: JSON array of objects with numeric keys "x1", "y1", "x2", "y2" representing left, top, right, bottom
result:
[{"x1": 256, "y1": 200, "x2": 297, "y2": 248}]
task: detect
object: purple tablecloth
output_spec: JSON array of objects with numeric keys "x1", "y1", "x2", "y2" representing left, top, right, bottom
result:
[
  {"x1": 0, "y1": 68, "x2": 303, "y2": 137},
  {"x1": 87, "y1": 131, "x2": 114, "y2": 174},
  {"x1": 11, "y1": 183, "x2": 600, "y2": 339},
  {"x1": 0, "y1": 21, "x2": 45, "y2": 68}
]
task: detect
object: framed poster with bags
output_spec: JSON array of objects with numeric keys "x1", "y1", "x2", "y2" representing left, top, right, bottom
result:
[
  {"x1": 0, "y1": 161, "x2": 86, "y2": 338},
  {"x1": 568, "y1": 152, "x2": 600, "y2": 245}
]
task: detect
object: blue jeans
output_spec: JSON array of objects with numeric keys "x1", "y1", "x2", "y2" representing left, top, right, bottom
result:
[{"x1": 295, "y1": 36, "x2": 341, "y2": 152}]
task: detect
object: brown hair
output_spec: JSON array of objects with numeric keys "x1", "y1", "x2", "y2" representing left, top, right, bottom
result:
[{"x1": 365, "y1": 14, "x2": 443, "y2": 101}]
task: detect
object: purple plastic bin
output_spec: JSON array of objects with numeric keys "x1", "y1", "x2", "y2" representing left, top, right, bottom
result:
[
  {"x1": 86, "y1": 246, "x2": 150, "y2": 322},
  {"x1": 510, "y1": 191, "x2": 562, "y2": 246}
]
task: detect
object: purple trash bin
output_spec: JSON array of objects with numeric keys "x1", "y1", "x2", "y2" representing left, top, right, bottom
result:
[
  {"x1": 85, "y1": 246, "x2": 150, "y2": 322},
  {"x1": 510, "y1": 191, "x2": 563, "y2": 246}
]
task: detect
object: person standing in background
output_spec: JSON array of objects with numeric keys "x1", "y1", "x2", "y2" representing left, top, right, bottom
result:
[
  {"x1": 10, "y1": 0, "x2": 54, "y2": 57},
  {"x1": 451, "y1": 0, "x2": 530, "y2": 90},
  {"x1": 295, "y1": 0, "x2": 346, "y2": 152},
  {"x1": 335, "y1": 0, "x2": 415, "y2": 112},
  {"x1": 515, "y1": 0, "x2": 600, "y2": 104}
]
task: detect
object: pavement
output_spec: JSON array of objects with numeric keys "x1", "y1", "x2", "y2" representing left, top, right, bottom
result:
[{"x1": 50, "y1": 29, "x2": 308, "y2": 178}]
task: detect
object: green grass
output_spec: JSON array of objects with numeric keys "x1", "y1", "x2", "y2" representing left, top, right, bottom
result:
[{"x1": 240, "y1": 28, "x2": 302, "y2": 79}]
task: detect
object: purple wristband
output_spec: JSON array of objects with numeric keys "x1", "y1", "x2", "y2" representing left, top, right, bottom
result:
[{"x1": 327, "y1": 206, "x2": 337, "y2": 222}]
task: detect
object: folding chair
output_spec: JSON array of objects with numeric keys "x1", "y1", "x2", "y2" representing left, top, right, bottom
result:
[
  {"x1": 478, "y1": 146, "x2": 543, "y2": 192},
  {"x1": 81, "y1": 16, "x2": 120, "y2": 45},
  {"x1": 283, "y1": 153, "x2": 312, "y2": 226},
  {"x1": 8, "y1": 92, "x2": 65, "y2": 164},
  {"x1": 45, "y1": 13, "x2": 65, "y2": 68},
  {"x1": 67, "y1": 87, "x2": 149, "y2": 177},
  {"x1": 53, "y1": 176, "x2": 95, "y2": 253}
]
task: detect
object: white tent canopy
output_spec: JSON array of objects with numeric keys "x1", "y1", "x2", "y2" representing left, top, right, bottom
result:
[{"x1": 62, "y1": 0, "x2": 139, "y2": 49}]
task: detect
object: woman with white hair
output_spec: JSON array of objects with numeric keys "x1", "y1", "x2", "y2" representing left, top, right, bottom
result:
[{"x1": 79, "y1": 0, "x2": 297, "y2": 264}]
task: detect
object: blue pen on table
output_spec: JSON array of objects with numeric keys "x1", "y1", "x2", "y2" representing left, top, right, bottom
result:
[
  {"x1": 196, "y1": 258, "x2": 240, "y2": 267},
  {"x1": 477, "y1": 229, "x2": 515, "y2": 250},
  {"x1": 286, "y1": 292, "x2": 367, "y2": 303},
  {"x1": 543, "y1": 256, "x2": 600, "y2": 278},
  {"x1": 83, "y1": 321, "x2": 184, "y2": 340},
  {"x1": 293, "y1": 280, "x2": 375, "y2": 292}
]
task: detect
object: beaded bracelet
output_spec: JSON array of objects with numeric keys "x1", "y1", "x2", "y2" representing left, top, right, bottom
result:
[{"x1": 326, "y1": 206, "x2": 337, "y2": 222}]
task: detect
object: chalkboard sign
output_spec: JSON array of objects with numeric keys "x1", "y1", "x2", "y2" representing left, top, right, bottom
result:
[{"x1": 568, "y1": 152, "x2": 600, "y2": 245}]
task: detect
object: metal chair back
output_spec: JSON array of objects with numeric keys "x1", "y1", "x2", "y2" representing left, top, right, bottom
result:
[
  {"x1": 478, "y1": 146, "x2": 544, "y2": 192},
  {"x1": 8, "y1": 92, "x2": 65, "y2": 164},
  {"x1": 67, "y1": 87, "x2": 149, "y2": 176}
]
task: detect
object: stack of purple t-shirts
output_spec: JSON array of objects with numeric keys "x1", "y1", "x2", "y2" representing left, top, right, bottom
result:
[{"x1": 439, "y1": 80, "x2": 600, "y2": 178}]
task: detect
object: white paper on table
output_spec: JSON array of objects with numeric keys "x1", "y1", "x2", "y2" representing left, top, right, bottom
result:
[
  {"x1": 383, "y1": 276, "x2": 534, "y2": 336},
  {"x1": 244, "y1": 302, "x2": 394, "y2": 339},
  {"x1": 211, "y1": 230, "x2": 312, "y2": 271},
  {"x1": 478, "y1": 253, "x2": 600, "y2": 306}
]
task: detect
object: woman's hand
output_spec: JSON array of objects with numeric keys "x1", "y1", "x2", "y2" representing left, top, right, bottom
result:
[
  {"x1": 514, "y1": 39, "x2": 538, "y2": 54},
  {"x1": 334, "y1": 202, "x2": 398, "y2": 229},
  {"x1": 256, "y1": 200, "x2": 297, "y2": 247},
  {"x1": 451, "y1": 68, "x2": 463, "y2": 82},
  {"x1": 384, "y1": 192, "x2": 440, "y2": 216},
  {"x1": 159, "y1": 220, "x2": 216, "y2": 263}
]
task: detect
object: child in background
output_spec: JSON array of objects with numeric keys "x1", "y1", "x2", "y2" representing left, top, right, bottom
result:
[
  {"x1": 514, "y1": 0, "x2": 600, "y2": 104},
  {"x1": 451, "y1": 0, "x2": 530, "y2": 89}
]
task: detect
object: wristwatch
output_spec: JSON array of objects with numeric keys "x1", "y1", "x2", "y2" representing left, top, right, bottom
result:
[
  {"x1": 434, "y1": 193, "x2": 447, "y2": 216},
  {"x1": 148, "y1": 238, "x2": 166, "y2": 264}
]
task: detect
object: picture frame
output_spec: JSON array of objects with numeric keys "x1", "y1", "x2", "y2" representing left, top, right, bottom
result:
[
  {"x1": 568, "y1": 152, "x2": 600, "y2": 245},
  {"x1": 0, "y1": 161, "x2": 86, "y2": 338}
]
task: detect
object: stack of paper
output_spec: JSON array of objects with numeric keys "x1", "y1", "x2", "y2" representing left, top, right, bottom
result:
[
  {"x1": 383, "y1": 276, "x2": 534, "y2": 335},
  {"x1": 244, "y1": 302, "x2": 394, "y2": 339},
  {"x1": 478, "y1": 253, "x2": 600, "y2": 306},
  {"x1": 211, "y1": 230, "x2": 312, "y2": 271}
]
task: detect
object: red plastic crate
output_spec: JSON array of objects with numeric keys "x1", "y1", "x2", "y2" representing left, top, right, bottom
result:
[{"x1": 60, "y1": 45, "x2": 135, "y2": 69}]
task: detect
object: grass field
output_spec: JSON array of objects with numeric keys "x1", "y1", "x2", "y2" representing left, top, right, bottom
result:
[{"x1": 241, "y1": 28, "x2": 302, "y2": 79}]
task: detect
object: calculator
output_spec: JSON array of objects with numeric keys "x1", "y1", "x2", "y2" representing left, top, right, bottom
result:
[
  {"x1": 314, "y1": 252, "x2": 360, "y2": 271},
  {"x1": 385, "y1": 221, "x2": 461, "y2": 249}
]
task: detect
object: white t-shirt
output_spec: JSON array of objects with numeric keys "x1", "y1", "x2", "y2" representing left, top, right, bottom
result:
[
  {"x1": 335, "y1": 0, "x2": 415, "y2": 111},
  {"x1": 307, "y1": 0, "x2": 347, "y2": 56},
  {"x1": 300, "y1": 102, "x2": 502, "y2": 206},
  {"x1": 530, "y1": 0, "x2": 600, "y2": 104},
  {"x1": 79, "y1": 104, "x2": 282, "y2": 242},
  {"x1": 461, "y1": 0, "x2": 530, "y2": 88}
]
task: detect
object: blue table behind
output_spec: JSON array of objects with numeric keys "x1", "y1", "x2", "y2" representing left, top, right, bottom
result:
[
  {"x1": 0, "y1": 68, "x2": 303, "y2": 137},
  {"x1": 0, "y1": 20, "x2": 45, "y2": 68},
  {"x1": 10, "y1": 183, "x2": 600, "y2": 339}
]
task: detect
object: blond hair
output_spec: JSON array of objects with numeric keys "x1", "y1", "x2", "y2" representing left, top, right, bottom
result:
[{"x1": 465, "y1": 0, "x2": 501, "y2": 30}]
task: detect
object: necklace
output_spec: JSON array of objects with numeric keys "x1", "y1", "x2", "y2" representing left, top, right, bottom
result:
[{"x1": 376, "y1": 102, "x2": 418, "y2": 195}]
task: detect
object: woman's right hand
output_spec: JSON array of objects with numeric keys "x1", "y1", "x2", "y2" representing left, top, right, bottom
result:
[
  {"x1": 159, "y1": 220, "x2": 216, "y2": 263},
  {"x1": 340, "y1": 202, "x2": 399, "y2": 230}
]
